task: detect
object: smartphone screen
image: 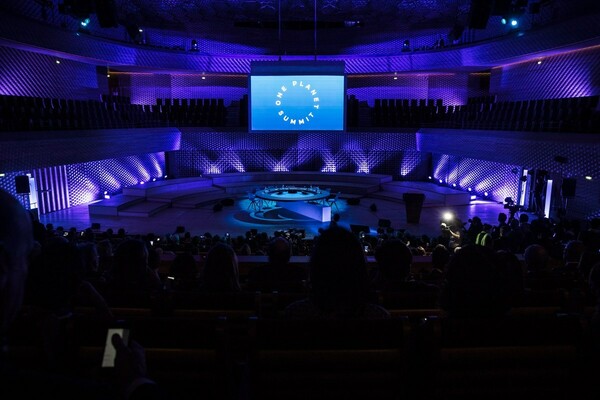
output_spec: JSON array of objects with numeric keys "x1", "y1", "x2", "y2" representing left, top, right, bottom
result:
[{"x1": 102, "y1": 327, "x2": 130, "y2": 368}]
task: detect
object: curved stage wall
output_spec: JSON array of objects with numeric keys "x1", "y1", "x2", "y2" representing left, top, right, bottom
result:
[{"x1": 1, "y1": 127, "x2": 599, "y2": 219}]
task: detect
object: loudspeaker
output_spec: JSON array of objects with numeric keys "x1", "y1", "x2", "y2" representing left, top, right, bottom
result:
[
  {"x1": 378, "y1": 219, "x2": 392, "y2": 228},
  {"x1": 347, "y1": 198, "x2": 360, "y2": 205},
  {"x1": 221, "y1": 198, "x2": 235, "y2": 206},
  {"x1": 469, "y1": 0, "x2": 492, "y2": 29},
  {"x1": 403, "y1": 193, "x2": 426, "y2": 224},
  {"x1": 562, "y1": 178, "x2": 577, "y2": 198},
  {"x1": 95, "y1": 0, "x2": 118, "y2": 28},
  {"x1": 213, "y1": 202, "x2": 223, "y2": 212},
  {"x1": 15, "y1": 175, "x2": 30, "y2": 194}
]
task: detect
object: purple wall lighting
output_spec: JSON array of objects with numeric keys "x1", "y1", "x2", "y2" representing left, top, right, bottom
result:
[
  {"x1": 265, "y1": 150, "x2": 297, "y2": 172},
  {"x1": 67, "y1": 153, "x2": 165, "y2": 209},
  {"x1": 432, "y1": 154, "x2": 520, "y2": 204}
]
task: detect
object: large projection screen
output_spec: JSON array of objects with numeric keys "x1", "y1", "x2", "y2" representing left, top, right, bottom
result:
[{"x1": 249, "y1": 61, "x2": 346, "y2": 132}]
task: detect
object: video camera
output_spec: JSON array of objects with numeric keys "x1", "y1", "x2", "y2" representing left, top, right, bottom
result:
[{"x1": 503, "y1": 197, "x2": 521, "y2": 217}]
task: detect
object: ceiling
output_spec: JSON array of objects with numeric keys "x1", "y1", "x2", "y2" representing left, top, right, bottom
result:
[{"x1": 118, "y1": 0, "x2": 472, "y2": 31}]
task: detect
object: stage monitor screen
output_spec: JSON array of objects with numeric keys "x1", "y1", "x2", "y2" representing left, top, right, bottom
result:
[{"x1": 249, "y1": 62, "x2": 346, "y2": 132}]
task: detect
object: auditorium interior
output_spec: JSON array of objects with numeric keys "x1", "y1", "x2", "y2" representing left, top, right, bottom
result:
[{"x1": 2, "y1": 0, "x2": 600, "y2": 399}]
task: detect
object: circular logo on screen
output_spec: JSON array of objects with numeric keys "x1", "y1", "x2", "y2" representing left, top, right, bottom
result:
[{"x1": 274, "y1": 80, "x2": 319, "y2": 126}]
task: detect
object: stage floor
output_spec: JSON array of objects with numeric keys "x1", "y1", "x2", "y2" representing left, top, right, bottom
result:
[{"x1": 39, "y1": 195, "x2": 515, "y2": 240}]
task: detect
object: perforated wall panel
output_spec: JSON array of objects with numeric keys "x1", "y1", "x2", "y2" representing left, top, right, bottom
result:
[
  {"x1": 433, "y1": 153, "x2": 520, "y2": 202},
  {"x1": 490, "y1": 46, "x2": 600, "y2": 101},
  {"x1": 169, "y1": 130, "x2": 425, "y2": 179},
  {"x1": 67, "y1": 153, "x2": 165, "y2": 208},
  {"x1": 422, "y1": 129, "x2": 600, "y2": 220},
  {"x1": 0, "y1": 46, "x2": 100, "y2": 99},
  {"x1": 0, "y1": 153, "x2": 165, "y2": 214}
]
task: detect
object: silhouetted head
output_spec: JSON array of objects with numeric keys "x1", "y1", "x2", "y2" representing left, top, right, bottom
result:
[
  {"x1": 374, "y1": 239, "x2": 413, "y2": 281},
  {"x1": 523, "y1": 244, "x2": 549, "y2": 273},
  {"x1": 0, "y1": 189, "x2": 35, "y2": 335},
  {"x1": 113, "y1": 239, "x2": 149, "y2": 286},
  {"x1": 308, "y1": 226, "x2": 370, "y2": 310},
  {"x1": 441, "y1": 244, "x2": 511, "y2": 317},
  {"x1": 202, "y1": 243, "x2": 240, "y2": 292},
  {"x1": 563, "y1": 240, "x2": 585, "y2": 264},
  {"x1": 267, "y1": 236, "x2": 292, "y2": 267}
]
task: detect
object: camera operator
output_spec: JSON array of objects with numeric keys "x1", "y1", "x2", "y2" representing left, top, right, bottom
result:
[
  {"x1": 503, "y1": 197, "x2": 522, "y2": 224},
  {"x1": 440, "y1": 221, "x2": 462, "y2": 251}
]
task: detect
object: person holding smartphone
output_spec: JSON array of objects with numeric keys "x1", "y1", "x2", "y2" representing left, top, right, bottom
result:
[{"x1": 0, "y1": 189, "x2": 165, "y2": 400}]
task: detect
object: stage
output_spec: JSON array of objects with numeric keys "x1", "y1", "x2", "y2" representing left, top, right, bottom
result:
[{"x1": 41, "y1": 176, "x2": 512, "y2": 240}]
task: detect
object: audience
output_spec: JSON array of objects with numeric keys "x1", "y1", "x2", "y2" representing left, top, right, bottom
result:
[
  {"x1": 0, "y1": 189, "x2": 164, "y2": 399},
  {"x1": 439, "y1": 244, "x2": 515, "y2": 318},
  {"x1": 199, "y1": 242, "x2": 241, "y2": 293},
  {"x1": 285, "y1": 226, "x2": 389, "y2": 319},
  {"x1": 245, "y1": 236, "x2": 307, "y2": 292},
  {"x1": 166, "y1": 252, "x2": 200, "y2": 291},
  {"x1": 5, "y1": 185, "x2": 600, "y2": 397},
  {"x1": 371, "y1": 238, "x2": 439, "y2": 308},
  {"x1": 102, "y1": 238, "x2": 163, "y2": 307}
]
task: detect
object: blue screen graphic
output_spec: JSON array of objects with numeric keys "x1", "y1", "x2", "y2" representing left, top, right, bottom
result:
[{"x1": 250, "y1": 75, "x2": 345, "y2": 131}]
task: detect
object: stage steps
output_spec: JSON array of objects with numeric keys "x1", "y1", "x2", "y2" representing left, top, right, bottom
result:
[
  {"x1": 369, "y1": 190, "x2": 444, "y2": 207},
  {"x1": 172, "y1": 189, "x2": 230, "y2": 208},
  {"x1": 123, "y1": 177, "x2": 213, "y2": 197},
  {"x1": 147, "y1": 186, "x2": 225, "y2": 203},
  {"x1": 117, "y1": 201, "x2": 170, "y2": 217},
  {"x1": 88, "y1": 195, "x2": 145, "y2": 216},
  {"x1": 369, "y1": 181, "x2": 472, "y2": 207}
]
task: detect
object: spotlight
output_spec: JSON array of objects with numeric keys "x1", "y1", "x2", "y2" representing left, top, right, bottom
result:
[
  {"x1": 442, "y1": 212, "x2": 454, "y2": 222},
  {"x1": 585, "y1": 176, "x2": 593, "y2": 181},
  {"x1": 510, "y1": 18, "x2": 518, "y2": 27},
  {"x1": 470, "y1": 195, "x2": 477, "y2": 200},
  {"x1": 452, "y1": 183, "x2": 457, "y2": 188},
  {"x1": 80, "y1": 17, "x2": 90, "y2": 27},
  {"x1": 483, "y1": 191, "x2": 489, "y2": 197},
  {"x1": 439, "y1": 179, "x2": 443, "y2": 184},
  {"x1": 428, "y1": 176, "x2": 432, "y2": 180},
  {"x1": 152, "y1": 178, "x2": 157, "y2": 182},
  {"x1": 501, "y1": 17, "x2": 507, "y2": 24},
  {"x1": 467, "y1": 187, "x2": 472, "y2": 192}
]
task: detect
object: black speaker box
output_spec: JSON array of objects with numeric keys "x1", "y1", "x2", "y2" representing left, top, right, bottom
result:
[
  {"x1": 15, "y1": 175, "x2": 30, "y2": 194},
  {"x1": 562, "y1": 178, "x2": 577, "y2": 198}
]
